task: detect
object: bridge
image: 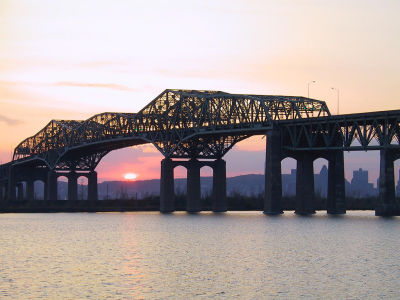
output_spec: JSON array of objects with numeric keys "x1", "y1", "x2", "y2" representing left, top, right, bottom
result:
[{"x1": 0, "y1": 89, "x2": 399, "y2": 216}]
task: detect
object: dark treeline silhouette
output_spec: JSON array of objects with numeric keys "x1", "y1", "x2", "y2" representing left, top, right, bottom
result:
[{"x1": 0, "y1": 189, "x2": 391, "y2": 213}]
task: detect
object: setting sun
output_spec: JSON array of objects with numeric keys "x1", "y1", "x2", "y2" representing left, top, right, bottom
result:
[{"x1": 124, "y1": 173, "x2": 137, "y2": 180}]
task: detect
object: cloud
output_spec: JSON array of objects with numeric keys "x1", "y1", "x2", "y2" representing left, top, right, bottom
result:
[
  {"x1": 54, "y1": 81, "x2": 133, "y2": 91},
  {"x1": 137, "y1": 144, "x2": 161, "y2": 154},
  {"x1": 0, "y1": 80, "x2": 36, "y2": 86},
  {"x1": 0, "y1": 82, "x2": 87, "y2": 114},
  {"x1": 0, "y1": 114, "x2": 23, "y2": 126},
  {"x1": 0, "y1": 80, "x2": 133, "y2": 91}
]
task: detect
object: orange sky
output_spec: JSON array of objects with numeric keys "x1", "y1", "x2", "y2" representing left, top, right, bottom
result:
[{"x1": 1, "y1": 0, "x2": 399, "y2": 183}]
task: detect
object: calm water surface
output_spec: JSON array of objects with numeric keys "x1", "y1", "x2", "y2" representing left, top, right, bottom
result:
[{"x1": 1, "y1": 211, "x2": 399, "y2": 299}]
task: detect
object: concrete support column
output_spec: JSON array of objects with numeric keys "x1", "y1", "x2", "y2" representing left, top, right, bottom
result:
[
  {"x1": 44, "y1": 181, "x2": 48, "y2": 201},
  {"x1": 187, "y1": 158, "x2": 201, "y2": 213},
  {"x1": 27, "y1": 179, "x2": 35, "y2": 201},
  {"x1": 0, "y1": 184, "x2": 5, "y2": 202},
  {"x1": 295, "y1": 153, "x2": 315, "y2": 215},
  {"x1": 376, "y1": 149, "x2": 397, "y2": 216},
  {"x1": 2, "y1": 185, "x2": 6, "y2": 201},
  {"x1": 160, "y1": 158, "x2": 175, "y2": 213},
  {"x1": 327, "y1": 150, "x2": 346, "y2": 214},
  {"x1": 46, "y1": 170, "x2": 58, "y2": 201},
  {"x1": 17, "y1": 183, "x2": 24, "y2": 201},
  {"x1": 264, "y1": 130, "x2": 283, "y2": 214},
  {"x1": 68, "y1": 171, "x2": 78, "y2": 201},
  {"x1": 4, "y1": 185, "x2": 8, "y2": 201},
  {"x1": 87, "y1": 171, "x2": 98, "y2": 202},
  {"x1": 7, "y1": 167, "x2": 16, "y2": 202},
  {"x1": 212, "y1": 158, "x2": 227, "y2": 212}
]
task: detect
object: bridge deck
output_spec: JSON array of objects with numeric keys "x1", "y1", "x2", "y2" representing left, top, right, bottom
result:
[{"x1": 0, "y1": 89, "x2": 399, "y2": 170}]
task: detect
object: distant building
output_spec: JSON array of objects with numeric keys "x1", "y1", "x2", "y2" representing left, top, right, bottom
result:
[
  {"x1": 315, "y1": 165, "x2": 328, "y2": 198},
  {"x1": 282, "y1": 166, "x2": 378, "y2": 198},
  {"x1": 349, "y1": 168, "x2": 376, "y2": 198},
  {"x1": 282, "y1": 169, "x2": 296, "y2": 196},
  {"x1": 281, "y1": 165, "x2": 328, "y2": 198}
]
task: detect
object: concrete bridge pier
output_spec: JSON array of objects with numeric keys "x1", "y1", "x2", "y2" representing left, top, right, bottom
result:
[
  {"x1": 2, "y1": 185, "x2": 6, "y2": 201},
  {"x1": 47, "y1": 170, "x2": 58, "y2": 201},
  {"x1": 7, "y1": 167, "x2": 16, "y2": 202},
  {"x1": 17, "y1": 183, "x2": 24, "y2": 201},
  {"x1": 87, "y1": 171, "x2": 98, "y2": 202},
  {"x1": 160, "y1": 158, "x2": 175, "y2": 213},
  {"x1": 26, "y1": 179, "x2": 35, "y2": 201},
  {"x1": 376, "y1": 149, "x2": 398, "y2": 216},
  {"x1": 187, "y1": 158, "x2": 201, "y2": 213},
  {"x1": 68, "y1": 171, "x2": 78, "y2": 201},
  {"x1": 327, "y1": 150, "x2": 346, "y2": 214},
  {"x1": 295, "y1": 153, "x2": 316, "y2": 215},
  {"x1": 44, "y1": 180, "x2": 49, "y2": 201},
  {"x1": 0, "y1": 184, "x2": 6, "y2": 201},
  {"x1": 212, "y1": 158, "x2": 227, "y2": 212},
  {"x1": 264, "y1": 130, "x2": 283, "y2": 215}
]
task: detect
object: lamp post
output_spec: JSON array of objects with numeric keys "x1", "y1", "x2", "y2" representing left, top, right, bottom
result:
[
  {"x1": 331, "y1": 87, "x2": 340, "y2": 115},
  {"x1": 307, "y1": 80, "x2": 316, "y2": 98}
]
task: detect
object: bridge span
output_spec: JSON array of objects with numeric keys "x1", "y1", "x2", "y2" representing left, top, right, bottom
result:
[{"x1": 0, "y1": 89, "x2": 399, "y2": 216}]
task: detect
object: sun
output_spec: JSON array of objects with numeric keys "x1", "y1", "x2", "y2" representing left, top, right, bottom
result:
[{"x1": 124, "y1": 173, "x2": 137, "y2": 180}]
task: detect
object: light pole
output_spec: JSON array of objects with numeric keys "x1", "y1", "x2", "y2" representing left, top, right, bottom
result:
[
  {"x1": 331, "y1": 87, "x2": 340, "y2": 115},
  {"x1": 307, "y1": 80, "x2": 316, "y2": 98}
]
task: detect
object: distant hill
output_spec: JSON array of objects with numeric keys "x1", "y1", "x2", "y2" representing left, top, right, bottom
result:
[
  {"x1": 34, "y1": 174, "x2": 266, "y2": 200},
  {"x1": 34, "y1": 170, "x2": 347, "y2": 200},
  {"x1": 97, "y1": 174, "x2": 265, "y2": 200}
]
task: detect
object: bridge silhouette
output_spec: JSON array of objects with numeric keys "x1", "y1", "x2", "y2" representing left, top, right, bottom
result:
[{"x1": 1, "y1": 89, "x2": 399, "y2": 216}]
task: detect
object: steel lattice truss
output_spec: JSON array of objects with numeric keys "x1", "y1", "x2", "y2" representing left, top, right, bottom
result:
[
  {"x1": 9, "y1": 89, "x2": 329, "y2": 170},
  {"x1": 280, "y1": 110, "x2": 400, "y2": 151}
]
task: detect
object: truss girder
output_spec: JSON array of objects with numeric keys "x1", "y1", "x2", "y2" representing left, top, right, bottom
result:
[
  {"x1": 280, "y1": 111, "x2": 400, "y2": 150},
  {"x1": 10, "y1": 89, "x2": 330, "y2": 169}
]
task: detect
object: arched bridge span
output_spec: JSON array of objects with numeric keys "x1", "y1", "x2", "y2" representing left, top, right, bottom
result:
[
  {"x1": 1, "y1": 89, "x2": 399, "y2": 216},
  {"x1": 11, "y1": 89, "x2": 329, "y2": 169}
]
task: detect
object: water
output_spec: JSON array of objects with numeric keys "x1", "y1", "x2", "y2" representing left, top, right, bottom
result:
[{"x1": 1, "y1": 211, "x2": 399, "y2": 299}]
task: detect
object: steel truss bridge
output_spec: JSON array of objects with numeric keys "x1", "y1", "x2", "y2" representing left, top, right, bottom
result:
[{"x1": 0, "y1": 89, "x2": 399, "y2": 216}]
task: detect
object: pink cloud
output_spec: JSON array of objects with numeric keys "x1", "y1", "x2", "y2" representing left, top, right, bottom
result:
[
  {"x1": 0, "y1": 114, "x2": 23, "y2": 126},
  {"x1": 54, "y1": 81, "x2": 133, "y2": 91}
]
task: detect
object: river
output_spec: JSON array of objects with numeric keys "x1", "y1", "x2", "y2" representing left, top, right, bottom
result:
[{"x1": 1, "y1": 211, "x2": 399, "y2": 299}]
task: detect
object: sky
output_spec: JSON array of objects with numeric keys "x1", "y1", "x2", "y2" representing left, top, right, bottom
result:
[{"x1": 1, "y1": 0, "x2": 399, "y2": 184}]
